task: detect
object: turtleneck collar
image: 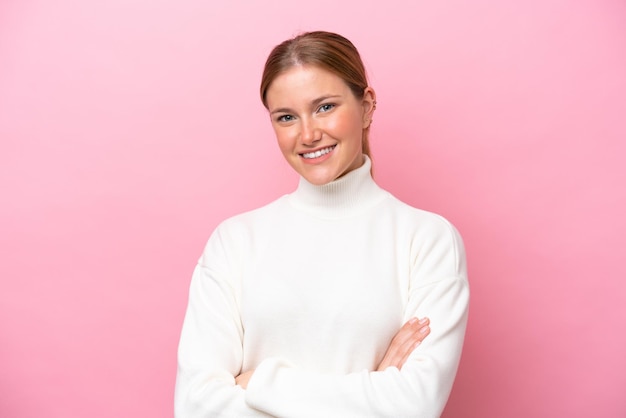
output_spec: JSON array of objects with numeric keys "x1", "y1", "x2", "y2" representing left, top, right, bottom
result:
[{"x1": 287, "y1": 156, "x2": 389, "y2": 219}]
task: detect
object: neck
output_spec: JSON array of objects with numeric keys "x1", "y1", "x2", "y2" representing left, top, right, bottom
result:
[{"x1": 287, "y1": 156, "x2": 387, "y2": 219}]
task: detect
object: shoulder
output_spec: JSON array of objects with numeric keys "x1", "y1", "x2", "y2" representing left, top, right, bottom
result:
[
  {"x1": 196, "y1": 195, "x2": 290, "y2": 266},
  {"x1": 217, "y1": 194, "x2": 290, "y2": 232},
  {"x1": 381, "y1": 193, "x2": 466, "y2": 269},
  {"x1": 201, "y1": 195, "x2": 289, "y2": 251},
  {"x1": 383, "y1": 193, "x2": 462, "y2": 239}
]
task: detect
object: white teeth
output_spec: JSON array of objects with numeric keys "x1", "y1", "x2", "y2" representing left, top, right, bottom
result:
[{"x1": 302, "y1": 145, "x2": 335, "y2": 159}]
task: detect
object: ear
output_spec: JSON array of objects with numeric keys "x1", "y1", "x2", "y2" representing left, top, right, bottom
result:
[{"x1": 362, "y1": 87, "x2": 377, "y2": 129}]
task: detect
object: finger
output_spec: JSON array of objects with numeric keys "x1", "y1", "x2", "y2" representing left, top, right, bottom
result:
[
  {"x1": 390, "y1": 317, "x2": 429, "y2": 349},
  {"x1": 397, "y1": 325, "x2": 430, "y2": 369},
  {"x1": 392, "y1": 321, "x2": 430, "y2": 366},
  {"x1": 235, "y1": 370, "x2": 254, "y2": 389},
  {"x1": 378, "y1": 318, "x2": 430, "y2": 370}
]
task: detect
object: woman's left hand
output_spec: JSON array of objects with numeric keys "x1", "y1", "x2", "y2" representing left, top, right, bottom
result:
[
  {"x1": 235, "y1": 369, "x2": 255, "y2": 389},
  {"x1": 376, "y1": 317, "x2": 430, "y2": 371}
]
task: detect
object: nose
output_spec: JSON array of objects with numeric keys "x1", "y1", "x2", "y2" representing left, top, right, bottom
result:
[{"x1": 300, "y1": 117, "x2": 321, "y2": 145}]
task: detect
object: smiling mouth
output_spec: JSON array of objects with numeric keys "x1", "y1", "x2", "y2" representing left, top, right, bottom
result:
[{"x1": 300, "y1": 145, "x2": 336, "y2": 159}]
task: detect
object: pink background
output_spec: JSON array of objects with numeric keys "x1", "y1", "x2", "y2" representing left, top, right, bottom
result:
[{"x1": 1, "y1": 0, "x2": 625, "y2": 417}]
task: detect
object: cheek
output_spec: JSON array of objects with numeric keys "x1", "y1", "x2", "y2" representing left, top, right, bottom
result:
[
  {"x1": 274, "y1": 128, "x2": 295, "y2": 154},
  {"x1": 328, "y1": 113, "x2": 363, "y2": 143}
]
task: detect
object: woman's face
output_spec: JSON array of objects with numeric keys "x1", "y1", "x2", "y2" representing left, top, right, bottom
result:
[{"x1": 265, "y1": 65, "x2": 375, "y2": 186}]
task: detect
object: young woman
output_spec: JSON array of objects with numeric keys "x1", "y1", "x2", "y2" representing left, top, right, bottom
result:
[{"x1": 175, "y1": 31, "x2": 469, "y2": 417}]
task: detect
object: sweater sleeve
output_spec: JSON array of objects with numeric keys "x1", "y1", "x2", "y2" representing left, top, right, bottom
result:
[
  {"x1": 244, "y1": 219, "x2": 470, "y2": 418},
  {"x1": 175, "y1": 227, "x2": 270, "y2": 418}
]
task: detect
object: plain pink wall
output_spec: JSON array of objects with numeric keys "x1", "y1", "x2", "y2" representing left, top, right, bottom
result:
[{"x1": 1, "y1": 0, "x2": 625, "y2": 417}]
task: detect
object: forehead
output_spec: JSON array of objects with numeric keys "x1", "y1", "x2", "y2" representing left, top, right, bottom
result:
[{"x1": 266, "y1": 65, "x2": 351, "y2": 106}]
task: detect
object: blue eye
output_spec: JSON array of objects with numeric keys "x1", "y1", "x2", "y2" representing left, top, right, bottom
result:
[
  {"x1": 277, "y1": 114, "x2": 294, "y2": 122},
  {"x1": 318, "y1": 103, "x2": 335, "y2": 113}
]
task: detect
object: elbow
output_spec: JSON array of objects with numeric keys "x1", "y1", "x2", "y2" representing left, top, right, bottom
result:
[{"x1": 382, "y1": 359, "x2": 458, "y2": 417}]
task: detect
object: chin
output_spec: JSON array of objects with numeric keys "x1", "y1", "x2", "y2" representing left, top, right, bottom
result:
[
  {"x1": 307, "y1": 178, "x2": 334, "y2": 186},
  {"x1": 302, "y1": 174, "x2": 334, "y2": 186},
  {"x1": 300, "y1": 168, "x2": 340, "y2": 186}
]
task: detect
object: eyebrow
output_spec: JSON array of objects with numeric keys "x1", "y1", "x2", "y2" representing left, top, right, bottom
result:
[{"x1": 269, "y1": 94, "x2": 342, "y2": 115}]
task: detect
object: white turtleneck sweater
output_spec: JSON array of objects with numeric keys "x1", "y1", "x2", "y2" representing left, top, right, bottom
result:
[{"x1": 175, "y1": 157, "x2": 469, "y2": 418}]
